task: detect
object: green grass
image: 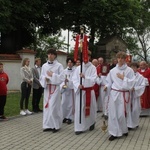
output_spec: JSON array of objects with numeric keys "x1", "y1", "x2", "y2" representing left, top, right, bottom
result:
[{"x1": 4, "y1": 92, "x2": 43, "y2": 117}]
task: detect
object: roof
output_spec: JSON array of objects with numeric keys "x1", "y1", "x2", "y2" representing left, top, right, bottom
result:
[
  {"x1": 0, "y1": 54, "x2": 22, "y2": 60},
  {"x1": 57, "y1": 50, "x2": 68, "y2": 55},
  {"x1": 17, "y1": 48, "x2": 36, "y2": 54},
  {"x1": 97, "y1": 35, "x2": 128, "y2": 46}
]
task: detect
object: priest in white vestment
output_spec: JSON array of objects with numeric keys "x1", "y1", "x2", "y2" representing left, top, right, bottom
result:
[
  {"x1": 105, "y1": 51, "x2": 135, "y2": 141},
  {"x1": 40, "y1": 49, "x2": 64, "y2": 133},
  {"x1": 72, "y1": 51, "x2": 97, "y2": 135},
  {"x1": 127, "y1": 62, "x2": 146, "y2": 129}
]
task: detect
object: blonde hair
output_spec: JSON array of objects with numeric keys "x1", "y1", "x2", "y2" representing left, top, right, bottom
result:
[{"x1": 22, "y1": 58, "x2": 29, "y2": 67}]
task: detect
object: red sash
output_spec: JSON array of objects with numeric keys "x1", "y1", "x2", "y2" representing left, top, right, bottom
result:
[
  {"x1": 111, "y1": 88, "x2": 130, "y2": 117},
  {"x1": 82, "y1": 86, "x2": 94, "y2": 116}
]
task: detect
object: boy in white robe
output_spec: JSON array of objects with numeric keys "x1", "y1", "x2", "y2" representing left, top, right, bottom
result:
[
  {"x1": 72, "y1": 51, "x2": 97, "y2": 135},
  {"x1": 61, "y1": 58, "x2": 75, "y2": 124},
  {"x1": 105, "y1": 51, "x2": 135, "y2": 141},
  {"x1": 127, "y1": 62, "x2": 146, "y2": 129},
  {"x1": 40, "y1": 49, "x2": 64, "y2": 133}
]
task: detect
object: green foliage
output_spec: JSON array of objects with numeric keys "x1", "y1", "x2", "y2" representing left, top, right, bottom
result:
[
  {"x1": 5, "y1": 92, "x2": 43, "y2": 117},
  {"x1": 30, "y1": 30, "x2": 68, "y2": 64},
  {"x1": 0, "y1": 0, "x2": 149, "y2": 61}
]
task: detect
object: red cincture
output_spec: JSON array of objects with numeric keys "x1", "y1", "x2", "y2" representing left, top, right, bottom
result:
[{"x1": 45, "y1": 84, "x2": 56, "y2": 108}]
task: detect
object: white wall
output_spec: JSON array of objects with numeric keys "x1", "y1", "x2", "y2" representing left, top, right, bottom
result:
[
  {"x1": 1, "y1": 52, "x2": 67, "y2": 91},
  {"x1": 2, "y1": 61, "x2": 22, "y2": 91},
  {"x1": 57, "y1": 55, "x2": 67, "y2": 69}
]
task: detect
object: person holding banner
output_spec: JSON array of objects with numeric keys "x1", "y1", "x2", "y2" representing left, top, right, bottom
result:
[
  {"x1": 72, "y1": 50, "x2": 97, "y2": 135},
  {"x1": 40, "y1": 48, "x2": 64, "y2": 133}
]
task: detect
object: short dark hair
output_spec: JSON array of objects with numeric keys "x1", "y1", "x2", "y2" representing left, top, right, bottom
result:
[
  {"x1": 0, "y1": 62, "x2": 3, "y2": 65},
  {"x1": 47, "y1": 48, "x2": 57, "y2": 57},
  {"x1": 66, "y1": 58, "x2": 74, "y2": 64},
  {"x1": 130, "y1": 62, "x2": 139, "y2": 68}
]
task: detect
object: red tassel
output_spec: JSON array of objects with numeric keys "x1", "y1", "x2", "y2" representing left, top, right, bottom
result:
[
  {"x1": 74, "y1": 35, "x2": 80, "y2": 62},
  {"x1": 45, "y1": 103, "x2": 48, "y2": 108}
]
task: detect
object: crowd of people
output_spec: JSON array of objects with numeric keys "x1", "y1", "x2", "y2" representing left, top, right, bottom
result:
[{"x1": 0, "y1": 48, "x2": 150, "y2": 141}]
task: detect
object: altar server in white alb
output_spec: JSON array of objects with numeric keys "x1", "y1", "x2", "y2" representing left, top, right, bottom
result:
[
  {"x1": 127, "y1": 62, "x2": 146, "y2": 130},
  {"x1": 72, "y1": 50, "x2": 97, "y2": 135},
  {"x1": 40, "y1": 48, "x2": 64, "y2": 133},
  {"x1": 61, "y1": 58, "x2": 76, "y2": 124},
  {"x1": 105, "y1": 51, "x2": 135, "y2": 141}
]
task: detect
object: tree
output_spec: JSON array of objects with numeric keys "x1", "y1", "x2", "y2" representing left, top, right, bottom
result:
[
  {"x1": 0, "y1": 0, "x2": 64, "y2": 53},
  {"x1": 123, "y1": 0, "x2": 150, "y2": 62},
  {"x1": 0, "y1": 0, "x2": 149, "y2": 57},
  {"x1": 29, "y1": 30, "x2": 68, "y2": 64}
]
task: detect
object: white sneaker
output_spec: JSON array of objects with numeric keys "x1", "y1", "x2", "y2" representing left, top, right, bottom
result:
[
  {"x1": 25, "y1": 109, "x2": 32, "y2": 115},
  {"x1": 20, "y1": 110, "x2": 26, "y2": 116}
]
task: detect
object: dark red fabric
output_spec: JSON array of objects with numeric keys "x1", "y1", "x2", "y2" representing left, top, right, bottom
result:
[
  {"x1": 0, "y1": 72, "x2": 9, "y2": 95},
  {"x1": 138, "y1": 68, "x2": 150, "y2": 109},
  {"x1": 97, "y1": 64, "x2": 102, "y2": 74},
  {"x1": 74, "y1": 35, "x2": 80, "y2": 62},
  {"x1": 82, "y1": 35, "x2": 88, "y2": 63},
  {"x1": 82, "y1": 86, "x2": 94, "y2": 116}
]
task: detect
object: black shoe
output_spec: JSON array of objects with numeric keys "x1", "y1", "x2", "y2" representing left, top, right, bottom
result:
[
  {"x1": 75, "y1": 131, "x2": 83, "y2": 135},
  {"x1": 89, "y1": 123, "x2": 95, "y2": 131},
  {"x1": 0, "y1": 116, "x2": 8, "y2": 121},
  {"x1": 63, "y1": 118, "x2": 67, "y2": 123},
  {"x1": 128, "y1": 127, "x2": 132, "y2": 131},
  {"x1": 67, "y1": 119, "x2": 72, "y2": 124},
  {"x1": 97, "y1": 110, "x2": 101, "y2": 113},
  {"x1": 109, "y1": 135, "x2": 117, "y2": 141},
  {"x1": 33, "y1": 110, "x2": 39, "y2": 113},
  {"x1": 124, "y1": 133, "x2": 128, "y2": 136},
  {"x1": 52, "y1": 128, "x2": 59, "y2": 133},
  {"x1": 43, "y1": 128, "x2": 54, "y2": 132},
  {"x1": 38, "y1": 109, "x2": 43, "y2": 112}
]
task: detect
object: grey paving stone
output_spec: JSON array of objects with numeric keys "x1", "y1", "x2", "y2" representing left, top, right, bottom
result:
[{"x1": 0, "y1": 113, "x2": 150, "y2": 150}]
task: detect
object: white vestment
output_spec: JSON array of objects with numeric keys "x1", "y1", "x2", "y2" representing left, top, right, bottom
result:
[
  {"x1": 60, "y1": 67, "x2": 75, "y2": 120},
  {"x1": 40, "y1": 60, "x2": 64, "y2": 129},
  {"x1": 127, "y1": 72, "x2": 146, "y2": 128},
  {"x1": 72, "y1": 62, "x2": 97, "y2": 132},
  {"x1": 106, "y1": 64, "x2": 135, "y2": 137},
  {"x1": 97, "y1": 75, "x2": 109, "y2": 115}
]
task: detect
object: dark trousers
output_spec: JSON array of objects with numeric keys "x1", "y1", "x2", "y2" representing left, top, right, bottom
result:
[
  {"x1": 0, "y1": 95, "x2": 6, "y2": 116},
  {"x1": 32, "y1": 87, "x2": 43, "y2": 111},
  {"x1": 20, "y1": 82, "x2": 31, "y2": 110}
]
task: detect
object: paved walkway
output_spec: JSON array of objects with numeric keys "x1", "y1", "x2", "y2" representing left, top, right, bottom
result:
[{"x1": 0, "y1": 113, "x2": 150, "y2": 150}]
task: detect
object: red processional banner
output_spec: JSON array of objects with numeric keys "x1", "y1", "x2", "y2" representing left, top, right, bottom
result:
[{"x1": 74, "y1": 34, "x2": 88, "y2": 63}]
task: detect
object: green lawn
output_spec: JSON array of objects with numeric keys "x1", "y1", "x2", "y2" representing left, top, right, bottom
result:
[{"x1": 5, "y1": 92, "x2": 43, "y2": 117}]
